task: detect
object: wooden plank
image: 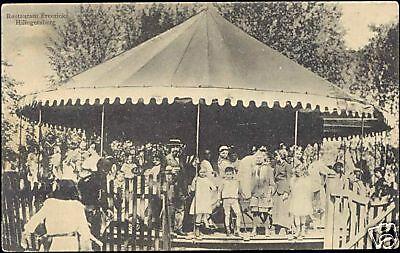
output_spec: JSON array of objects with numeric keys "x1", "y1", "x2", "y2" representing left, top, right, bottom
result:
[
  {"x1": 359, "y1": 204, "x2": 368, "y2": 249},
  {"x1": 165, "y1": 179, "x2": 172, "y2": 250},
  {"x1": 338, "y1": 197, "x2": 350, "y2": 247},
  {"x1": 332, "y1": 196, "x2": 342, "y2": 248},
  {"x1": 349, "y1": 200, "x2": 358, "y2": 248},
  {"x1": 344, "y1": 204, "x2": 396, "y2": 249},
  {"x1": 147, "y1": 175, "x2": 154, "y2": 250},
  {"x1": 357, "y1": 204, "x2": 366, "y2": 249},
  {"x1": 366, "y1": 205, "x2": 374, "y2": 249},
  {"x1": 5, "y1": 194, "x2": 17, "y2": 250},
  {"x1": 154, "y1": 176, "x2": 161, "y2": 251},
  {"x1": 323, "y1": 176, "x2": 336, "y2": 249},
  {"x1": 132, "y1": 176, "x2": 138, "y2": 250},
  {"x1": 124, "y1": 178, "x2": 130, "y2": 251},
  {"x1": 109, "y1": 180, "x2": 115, "y2": 251},
  {"x1": 139, "y1": 175, "x2": 145, "y2": 250},
  {"x1": 2, "y1": 189, "x2": 11, "y2": 250},
  {"x1": 26, "y1": 185, "x2": 37, "y2": 250},
  {"x1": 116, "y1": 187, "x2": 122, "y2": 251},
  {"x1": 20, "y1": 191, "x2": 27, "y2": 227},
  {"x1": 13, "y1": 193, "x2": 22, "y2": 247}
]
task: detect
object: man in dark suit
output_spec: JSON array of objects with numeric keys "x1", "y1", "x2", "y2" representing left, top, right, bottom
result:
[{"x1": 165, "y1": 140, "x2": 195, "y2": 236}]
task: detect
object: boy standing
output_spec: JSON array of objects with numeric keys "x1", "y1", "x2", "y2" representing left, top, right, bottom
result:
[{"x1": 220, "y1": 166, "x2": 243, "y2": 236}]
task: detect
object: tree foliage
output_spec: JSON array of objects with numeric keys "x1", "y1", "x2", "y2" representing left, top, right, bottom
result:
[
  {"x1": 354, "y1": 22, "x2": 399, "y2": 92},
  {"x1": 47, "y1": 3, "x2": 201, "y2": 84},
  {"x1": 216, "y1": 2, "x2": 347, "y2": 86},
  {"x1": 1, "y1": 61, "x2": 22, "y2": 164}
]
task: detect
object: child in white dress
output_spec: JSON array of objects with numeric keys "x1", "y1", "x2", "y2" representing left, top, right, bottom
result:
[
  {"x1": 189, "y1": 166, "x2": 217, "y2": 236},
  {"x1": 289, "y1": 160, "x2": 313, "y2": 239}
]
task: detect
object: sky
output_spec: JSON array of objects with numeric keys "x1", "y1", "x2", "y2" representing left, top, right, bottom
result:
[{"x1": 1, "y1": 2, "x2": 399, "y2": 95}]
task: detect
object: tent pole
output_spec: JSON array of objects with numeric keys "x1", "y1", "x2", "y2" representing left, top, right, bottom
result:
[
  {"x1": 193, "y1": 100, "x2": 200, "y2": 236},
  {"x1": 100, "y1": 105, "x2": 105, "y2": 157},
  {"x1": 294, "y1": 110, "x2": 299, "y2": 146},
  {"x1": 196, "y1": 101, "x2": 200, "y2": 158}
]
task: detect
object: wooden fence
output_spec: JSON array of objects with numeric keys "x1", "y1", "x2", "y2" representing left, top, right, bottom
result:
[
  {"x1": 324, "y1": 174, "x2": 399, "y2": 249},
  {"x1": 2, "y1": 172, "x2": 171, "y2": 251}
]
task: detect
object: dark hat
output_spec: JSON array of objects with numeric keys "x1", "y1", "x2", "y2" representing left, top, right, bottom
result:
[{"x1": 97, "y1": 157, "x2": 113, "y2": 174}]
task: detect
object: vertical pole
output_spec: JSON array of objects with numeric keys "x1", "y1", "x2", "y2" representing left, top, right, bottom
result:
[
  {"x1": 100, "y1": 105, "x2": 105, "y2": 157},
  {"x1": 294, "y1": 110, "x2": 299, "y2": 146},
  {"x1": 324, "y1": 173, "x2": 337, "y2": 249},
  {"x1": 196, "y1": 101, "x2": 200, "y2": 160},
  {"x1": 193, "y1": 100, "x2": 200, "y2": 235}
]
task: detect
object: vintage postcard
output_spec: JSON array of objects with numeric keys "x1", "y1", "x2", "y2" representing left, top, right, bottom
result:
[{"x1": 1, "y1": 2, "x2": 399, "y2": 251}]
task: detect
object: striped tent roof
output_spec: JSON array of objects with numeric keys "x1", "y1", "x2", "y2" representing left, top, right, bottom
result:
[{"x1": 19, "y1": 7, "x2": 374, "y2": 115}]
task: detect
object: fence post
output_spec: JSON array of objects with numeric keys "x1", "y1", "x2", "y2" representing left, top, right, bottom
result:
[
  {"x1": 162, "y1": 175, "x2": 171, "y2": 250},
  {"x1": 324, "y1": 172, "x2": 337, "y2": 249}
]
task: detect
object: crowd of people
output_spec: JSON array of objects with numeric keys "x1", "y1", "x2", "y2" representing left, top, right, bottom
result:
[{"x1": 6, "y1": 121, "x2": 397, "y2": 245}]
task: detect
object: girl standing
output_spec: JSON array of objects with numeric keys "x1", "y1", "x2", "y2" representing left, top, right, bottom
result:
[
  {"x1": 189, "y1": 167, "x2": 217, "y2": 236},
  {"x1": 289, "y1": 160, "x2": 314, "y2": 240}
]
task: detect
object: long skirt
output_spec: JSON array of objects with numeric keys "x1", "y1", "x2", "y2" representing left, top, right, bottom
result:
[{"x1": 272, "y1": 194, "x2": 292, "y2": 229}]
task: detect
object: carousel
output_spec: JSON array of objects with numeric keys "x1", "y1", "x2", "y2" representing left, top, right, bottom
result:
[
  {"x1": 14, "y1": 6, "x2": 391, "y2": 250},
  {"x1": 17, "y1": 7, "x2": 387, "y2": 157}
]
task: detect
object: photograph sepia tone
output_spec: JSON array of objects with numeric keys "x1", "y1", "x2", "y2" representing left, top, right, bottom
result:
[{"x1": 1, "y1": 1, "x2": 399, "y2": 251}]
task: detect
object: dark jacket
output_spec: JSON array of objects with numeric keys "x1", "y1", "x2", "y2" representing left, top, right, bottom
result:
[
  {"x1": 78, "y1": 172, "x2": 108, "y2": 210},
  {"x1": 274, "y1": 161, "x2": 292, "y2": 195}
]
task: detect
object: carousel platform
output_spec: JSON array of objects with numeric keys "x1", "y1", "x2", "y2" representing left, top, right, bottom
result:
[{"x1": 171, "y1": 228, "x2": 325, "y2": 250}]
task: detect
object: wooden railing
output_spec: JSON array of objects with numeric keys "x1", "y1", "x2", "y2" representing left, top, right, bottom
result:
[
  {"x1": 324, "y1": 173, "x2": 399, "y2": 249},
  {"x1": 344, "y1": 204, "x2": 396, "y2": 249},
  {"x1": 1, "y1": 172, "x2": 171, "y2": 251}
]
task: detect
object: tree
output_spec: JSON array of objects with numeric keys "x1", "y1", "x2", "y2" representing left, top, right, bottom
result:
[
  {"x1": 47, "y1": 5, "x2": 124, "y2": 84},
  {"x1": 355, "y1": 22, "x2": 399, "y2": 93},
  {"x1": 1, "y1": 60, "x2": 22, "y2": 167},
  {"x1": 216, "y1": 2, "x2": 348, "y2": 86},
  {"x1": 47, "y1": 3, "x2": 202, "y2": 85}
]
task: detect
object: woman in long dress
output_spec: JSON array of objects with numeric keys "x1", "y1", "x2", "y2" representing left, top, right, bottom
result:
[
  {"x1": 272, "y1": 149, "x2": 293, "y2": 236},
  {"x1": 250, "y1": 153, "x2": 275, "y2": 237},
  {"x1": 22, "y1": 180, "x2": 92, "y2": 251}
]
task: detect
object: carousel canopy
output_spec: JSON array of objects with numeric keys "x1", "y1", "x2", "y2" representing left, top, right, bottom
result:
[{"x1": 19, "y1": 7, "x2": 374, "y2": 115}]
